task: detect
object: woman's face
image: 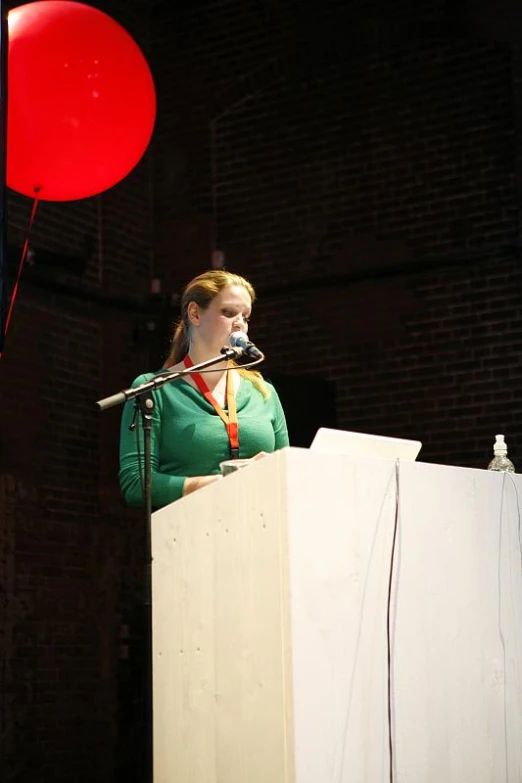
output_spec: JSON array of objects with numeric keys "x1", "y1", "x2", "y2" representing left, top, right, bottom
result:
[{"x1": 189, "y1": 285, "x2": 252, "y2": 351}]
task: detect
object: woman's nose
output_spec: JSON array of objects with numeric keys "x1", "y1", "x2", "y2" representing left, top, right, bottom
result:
[{"x1": 233, "y1": 315, "x2": 247, "y2": 331}]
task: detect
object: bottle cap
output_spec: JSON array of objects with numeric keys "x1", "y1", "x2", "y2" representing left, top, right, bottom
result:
[{"x1": 494, "y1": 433, "x2": 508, "y2": 455}]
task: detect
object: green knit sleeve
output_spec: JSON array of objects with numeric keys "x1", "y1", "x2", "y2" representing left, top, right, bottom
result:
[
  {"x1": 118, "y1": 373, "x2": 186, "y2": 508},
  {"x1": 269, "y1": 384, "x2": 290, "y2": 449}
]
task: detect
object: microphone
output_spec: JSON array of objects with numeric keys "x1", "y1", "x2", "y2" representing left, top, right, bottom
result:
[{"x1": 229, "y1": 331, "x2": 264, "y2": 360}]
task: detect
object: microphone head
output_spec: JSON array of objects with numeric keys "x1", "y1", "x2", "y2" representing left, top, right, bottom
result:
[
  {"x1": 229, "y1": 331, "x2": 249, "y2": 350},
  {"x1": 229, "y1": 330, "x2": 264, "y2": 360}
]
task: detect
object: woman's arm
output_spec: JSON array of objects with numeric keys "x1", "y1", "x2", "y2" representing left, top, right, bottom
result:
[
  {"x1": 119, "y1": 376, "x2": 187, "y2": 508},
  {"x1": 271, "y1": 386, "x2": 290, "y2": 448},
  {"x1": 182, "y1": 474, "x2": 222, "y2": 496}
]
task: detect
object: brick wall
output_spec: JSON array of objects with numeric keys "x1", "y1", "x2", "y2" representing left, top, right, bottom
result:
[
  {"x1": 152, "y1": 0, "x2": 522, "y2": 470},
  {"x1": 0, "y1": 1, "x2": 155, "y2": 781}
]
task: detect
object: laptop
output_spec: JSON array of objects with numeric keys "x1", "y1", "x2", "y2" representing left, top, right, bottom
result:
[{"x1": 310, "y1": 427, "x2": 422, "y2": 461}]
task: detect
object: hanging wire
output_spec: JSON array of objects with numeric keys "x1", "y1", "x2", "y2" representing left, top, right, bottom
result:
[
  {"x1": 386, "y1": 459, "x2": 401, "y2": 783},
  {"x1": 0, "y1": 194, "x2": 40, "y2": 358}
]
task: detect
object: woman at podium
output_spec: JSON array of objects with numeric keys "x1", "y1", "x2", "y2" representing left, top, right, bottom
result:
[{"x1": 119, "y1": 269, "x2": 289, "y2": 509}]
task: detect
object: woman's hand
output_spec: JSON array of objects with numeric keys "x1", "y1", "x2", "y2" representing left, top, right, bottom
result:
[
  {"x1": 182, "y1": 474, "x2": 222, "y2": 497},
  {"x1": 182, "y1": 454, "x2": 270, "y2": 497},
  {"x1": 250, "y1": 451, "x2": 269, "y2": 461}
]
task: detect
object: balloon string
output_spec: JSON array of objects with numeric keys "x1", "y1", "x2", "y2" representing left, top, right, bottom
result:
[{"x1": 0, "y1": 195, "x2": 40, "y2": 359}]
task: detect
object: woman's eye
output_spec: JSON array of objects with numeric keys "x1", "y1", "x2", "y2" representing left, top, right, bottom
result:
[{"x1": 222, "y1": 309, "x2": 250, "y2": 322}]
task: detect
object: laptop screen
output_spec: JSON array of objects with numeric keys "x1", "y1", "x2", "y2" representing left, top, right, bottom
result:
[{"x1": 310, "y1": 427, "x2": 422, "y2": 462}]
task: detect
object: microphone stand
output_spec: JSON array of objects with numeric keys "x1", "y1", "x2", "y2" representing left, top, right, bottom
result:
[{"x1": 95, "y1": 346, "x2": 241, "y2": 783}]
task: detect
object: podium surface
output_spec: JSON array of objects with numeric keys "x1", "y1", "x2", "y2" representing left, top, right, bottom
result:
[{"x1": 151, "y1": 447, "x2": 522, "y2": 783}]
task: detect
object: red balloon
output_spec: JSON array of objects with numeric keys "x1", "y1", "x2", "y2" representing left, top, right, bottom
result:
[{"x1": 7, "y1": 1, "x2": 156, "y2": 201}]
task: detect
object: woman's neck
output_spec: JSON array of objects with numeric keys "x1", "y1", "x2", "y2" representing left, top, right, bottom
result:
[
  {"x1": 184, "y1": 343, "x2": 229, "y2": 393},
  {"x1": 186, "y1": 342, "x2": 227, "y2": 369}
]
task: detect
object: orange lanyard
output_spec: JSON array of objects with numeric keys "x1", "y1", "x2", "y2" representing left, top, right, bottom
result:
[{"x1": 183, "y1": 355, "x2": 240, "y2": 458}]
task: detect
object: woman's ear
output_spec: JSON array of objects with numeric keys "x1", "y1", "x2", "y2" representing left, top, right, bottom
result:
[{"x1": 187, "y1": 302, "x2": 200, "y2": 325}]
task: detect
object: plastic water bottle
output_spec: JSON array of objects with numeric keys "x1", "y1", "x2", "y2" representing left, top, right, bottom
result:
[{"x1": 487, "y1": 434, "x2": 515, "y2": 473}]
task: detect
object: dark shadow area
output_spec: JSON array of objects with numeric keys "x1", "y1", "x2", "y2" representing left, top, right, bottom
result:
[{"x1": 268, "y1": 374, "x2": 337, "y2": 447}]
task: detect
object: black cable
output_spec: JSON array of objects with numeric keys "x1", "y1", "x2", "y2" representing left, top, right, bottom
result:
[
  {"x1": 336, "y1": 468, "x2": 397, "y2": 783},
  {"x1": 153, "y1": 354, "x2": 264, "y2": 379},
  {"x1": 505, "y1": 473, "x2": 522, "y2": 575},
  {"x1": 386, "y1": 460, "x2": 400, "y2": 783},
  {"x1": 135, "y1": 411, "x2": 145, "y2": 501}
]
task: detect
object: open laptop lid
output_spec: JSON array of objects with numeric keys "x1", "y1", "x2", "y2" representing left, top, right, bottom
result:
[{"x1": 310, "y1": 427, "x2": 422, "y2": 461}]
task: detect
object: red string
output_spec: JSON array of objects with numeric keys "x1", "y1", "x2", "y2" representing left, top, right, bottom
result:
[{"x1": 0, "y1": 196, "x2": 40, "y2": 359}]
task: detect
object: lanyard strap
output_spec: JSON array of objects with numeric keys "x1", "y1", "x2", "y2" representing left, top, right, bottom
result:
[{"x1": 183, "y1": 355, "x2": 239, "y2": 458}]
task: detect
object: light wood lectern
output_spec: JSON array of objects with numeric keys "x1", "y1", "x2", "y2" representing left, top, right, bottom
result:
[{"x1": 151, "y1": 447, "x2": 522, "y2": 783}]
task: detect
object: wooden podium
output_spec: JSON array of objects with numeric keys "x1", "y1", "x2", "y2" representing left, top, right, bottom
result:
[{"x1": 151, "y1": 447, "x2": 522, "y2": 783}]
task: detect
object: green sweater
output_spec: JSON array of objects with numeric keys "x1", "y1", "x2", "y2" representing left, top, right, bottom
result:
[{"x1": 119, "y1": 371, "x2": 289, "y2": 509}]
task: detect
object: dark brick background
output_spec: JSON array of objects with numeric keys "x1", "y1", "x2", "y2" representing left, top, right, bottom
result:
[{"x1": 1, "y1": 0, "x2": 522, "y2": 780}]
